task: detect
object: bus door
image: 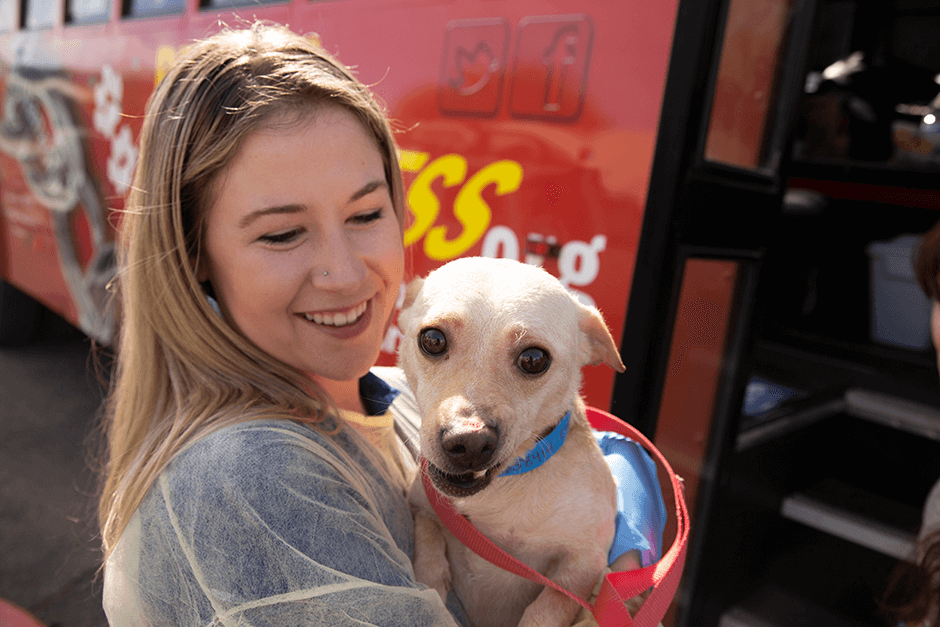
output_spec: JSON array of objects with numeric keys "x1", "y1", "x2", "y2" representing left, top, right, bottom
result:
[{"x1": 611, "y1": 0, "x2": 817, "y2": 625}]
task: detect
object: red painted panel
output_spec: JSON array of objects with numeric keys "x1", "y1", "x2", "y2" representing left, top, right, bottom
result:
[
  {"x1": 653, "y1": 258, "x2": 739, "y2": 625},
  {"x1": 0, "y1": 0, "x2": 681, "y2": 408},
  {"x1": 655, "y1": 259, "x2": 738, "y2": 522}
]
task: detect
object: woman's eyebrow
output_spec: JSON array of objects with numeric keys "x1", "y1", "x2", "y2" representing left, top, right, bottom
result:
[
  {"x1": 349, "y1": 179, "x2": 387, "y2": 203},
  {"x1": 238, "y1": 204, "x2": 304, "y2": 229}
]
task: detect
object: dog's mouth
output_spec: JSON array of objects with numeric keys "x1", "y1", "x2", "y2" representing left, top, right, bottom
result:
[{"x1": 426, "y1": 462, "x2": 498, "y2": 498}]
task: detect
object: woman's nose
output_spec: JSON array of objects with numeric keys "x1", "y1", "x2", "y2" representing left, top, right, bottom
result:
[{"x1": 312, "y1": 229, "x2": 367, "y2": 290}]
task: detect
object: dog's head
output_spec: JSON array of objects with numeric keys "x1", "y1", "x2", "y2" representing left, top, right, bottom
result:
[{"x1": 397, "y1": 257, "x2": 625, "y2": 498}]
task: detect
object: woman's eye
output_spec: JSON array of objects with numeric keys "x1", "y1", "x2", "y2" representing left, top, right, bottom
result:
[
  {"x1": 258, "y1": 229, "x2": 302, "y2": 245},
  {"x1": 350, "y1": 208, "x2": 384, "y2": 225},
  {"x1": 517, "y1": 347, "x2": 550, "y2": 375}
]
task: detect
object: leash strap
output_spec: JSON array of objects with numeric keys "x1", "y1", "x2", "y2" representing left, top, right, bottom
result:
[
  {"x1": 421, "y1": 459, "x2": 595, "y2": 613},
  {"x1": 421, "y1": 407, "x2": 689, "y2": 627},
  {"x1": 587, "y1": 407, "x2": 689, "y2": 627}
]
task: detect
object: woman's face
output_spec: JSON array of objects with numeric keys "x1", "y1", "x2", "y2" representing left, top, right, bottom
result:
[{"x1": 200, "y1": 105, "x2": 403, "y2": 384}]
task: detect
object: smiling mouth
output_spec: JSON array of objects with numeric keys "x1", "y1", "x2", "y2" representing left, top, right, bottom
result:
[
  {"x1": 303, "y1": 301, "x2": 368, "y2": 327},
  {"x1": 426, "y1": 462, "x2": 498, "y2": 498}
]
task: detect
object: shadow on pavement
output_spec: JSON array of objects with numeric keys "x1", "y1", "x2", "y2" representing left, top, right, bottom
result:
[{"x1": 1, "y1": 309, "x2": 111, "y2": 627}]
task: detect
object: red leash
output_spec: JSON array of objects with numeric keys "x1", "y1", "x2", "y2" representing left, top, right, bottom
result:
[{"x1": 421, "y1": 406, "x2": 689, "y2": 627}]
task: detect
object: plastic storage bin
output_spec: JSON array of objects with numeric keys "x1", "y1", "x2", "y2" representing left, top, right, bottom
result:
[{"x1": 866, "y1": 234, "x2": 932, "y2": 350}]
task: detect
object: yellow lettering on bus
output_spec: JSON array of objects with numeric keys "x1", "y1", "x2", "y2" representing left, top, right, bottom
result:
[
  {"x1": 155, "y1": 45, "x2": 177, "y2": 87},
  {"x1": 424, "y1": 160, "x2": 522, "y2": 260},
  {"x1": 399, "y1": 149, "x2": 430, "y2": 173},
  {"x1": 403, "y1": 154, "x2": 466, "y2": 247}
]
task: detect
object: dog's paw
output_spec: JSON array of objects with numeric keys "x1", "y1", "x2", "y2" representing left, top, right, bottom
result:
[
  {"x1": 412, "y1": 510, "x2": 453, "y2": 604},
  {"x1": 414, "y1": 554, "x2": 452, "y2": 603},
  {"x1": 419, "y1": 573, "x2": 451, "y2": 605},
  {"x1": 623, "y1": 589, "x2": 650, "y2": 618}
]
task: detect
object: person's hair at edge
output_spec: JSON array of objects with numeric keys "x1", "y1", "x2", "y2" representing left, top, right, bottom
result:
[
  {"x1": 879, "y1": 220, "x2": 940, "y2": 626},
  {"x1": 917, "y1": 220, "x2": 940, "y2": 301},
  {"x1": 98, "y1": 21, "x2": 405, "y2": 559},
  {"x1": 881, "y1": 528, "x2": 940, "y2": 626}
]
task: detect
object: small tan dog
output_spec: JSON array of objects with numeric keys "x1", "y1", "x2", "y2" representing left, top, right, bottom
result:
[{"x1": 398, "y1": 257, "x2": 628, "y2": 627}]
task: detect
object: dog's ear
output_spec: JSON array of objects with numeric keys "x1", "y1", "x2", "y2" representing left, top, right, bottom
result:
[
  {"x1": 578, "y1": 306, "x2": 626, "y2": 372},
  {"x1": 401, "y1": 277, "x2": 425, "y2": 311}
]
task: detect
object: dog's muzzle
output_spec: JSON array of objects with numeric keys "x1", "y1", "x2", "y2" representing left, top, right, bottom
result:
[{"x1": 426, "y1": 416, "x2": 501, "y2": 497}]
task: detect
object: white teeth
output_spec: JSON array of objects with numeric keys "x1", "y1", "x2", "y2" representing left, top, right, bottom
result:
[{"x1": 304, "y1": 302, "x2": 367, "y2": 327}]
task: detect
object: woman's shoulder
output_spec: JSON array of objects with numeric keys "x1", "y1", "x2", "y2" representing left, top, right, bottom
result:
[
  {"x1": 145, "y1": 415, "x2": 411, "y2": 547},
  {"x1": 174, "y1": 418, "x2": 335, "y2": 469},
  {"x1": 158, "y1": 417, "x2": 366, "y2": 507}
]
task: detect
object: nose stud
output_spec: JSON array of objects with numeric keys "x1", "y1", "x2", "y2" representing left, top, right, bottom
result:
[{"x1": 323, "y1": 271, "x2": 328, "y2": 276}]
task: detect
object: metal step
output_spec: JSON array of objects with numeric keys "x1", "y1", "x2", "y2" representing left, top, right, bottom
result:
[
  {"x1": 780, "y1": 492, "x2": 917, "y2": 561},
  {"x1": 719, "y1": 584, "x2": 874, "y2": 627},
  {"x1": 845, "y1": 388, "x2": 940, "y2": 442}
]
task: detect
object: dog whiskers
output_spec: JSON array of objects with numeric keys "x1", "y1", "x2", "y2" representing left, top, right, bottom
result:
[
  {"x1": 523, "y1": 427, "x2": 546, "y2": 443},
  {"x1": 393, "y1": 420, "x2": 423, "y2": 461}
]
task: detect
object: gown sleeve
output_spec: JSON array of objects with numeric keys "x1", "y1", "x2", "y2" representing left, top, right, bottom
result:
[{"x1": 103, "y1": 419, "x2": 462, "y2": 627}]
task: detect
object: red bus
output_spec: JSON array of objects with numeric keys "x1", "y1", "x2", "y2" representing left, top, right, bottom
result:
[{"x1": 2, "y1": 0, "x2": 940, "y2": 626}]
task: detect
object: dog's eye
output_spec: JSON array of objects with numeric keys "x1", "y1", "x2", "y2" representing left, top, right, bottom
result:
[
  {"x1": 517, "y1": 347, "x2": 550, "y2": 375},
  {"x1": 419, "y1": 328, "x2": 448, "y2": 356}
]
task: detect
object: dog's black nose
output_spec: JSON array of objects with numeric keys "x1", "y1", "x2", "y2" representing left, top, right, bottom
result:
[{"x1": 440, "y1": 424, "x2": 498, "y2": 471}]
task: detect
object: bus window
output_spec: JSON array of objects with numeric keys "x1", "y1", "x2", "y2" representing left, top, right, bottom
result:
[
  {"x1": 23, "y1": 0, "x2": 56, "y2": 29},
  {"x1": 124, "y1": 0, "x2": 185, "y2": 18},
  {"x1": 200, "y1": 0, "x2": 284, "y2": 7},
  {"x1": 0, "y1": 0, "x2": 15, "y2": 31},
  {"x1": 68, "y1": 0, "x2": 112, "y2": 24},
  {"x1": 703, "y1": 0, "x2": 796, "y2": 171}
]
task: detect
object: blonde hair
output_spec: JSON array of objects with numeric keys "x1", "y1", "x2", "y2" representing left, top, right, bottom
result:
[{"x1": 99, "y1": 22, "x2": 405, "y2": 557}]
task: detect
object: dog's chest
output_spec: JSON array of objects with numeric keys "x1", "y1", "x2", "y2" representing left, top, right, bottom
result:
[
  {"x1": 465, "y1": 491, "x2": 568, "y2": 552},
  {"x1": 445, "y1": 512, "x2": 562, "y2": 626},
  {"x1": 444, "y1": 495, "x2": 599, "y2": 627}
]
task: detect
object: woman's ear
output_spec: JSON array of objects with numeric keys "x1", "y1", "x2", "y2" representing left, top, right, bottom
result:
[{"x1": 194, "y1": 256, "x2": 210, "y2": 284}]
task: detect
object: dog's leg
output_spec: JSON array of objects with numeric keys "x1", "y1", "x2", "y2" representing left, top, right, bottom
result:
[
  {"x1": 517, "y1": 589, "x2": 584, "y2": 627},
  {"x1": 408, "y1": 480, "x2": 452, "y2": 603},
  {"x1": 515, "y1": 556, "x2": 607, "y2": 627},
  {"x1": 413, "y1": 510, "x2": 452, "y2": 602}
]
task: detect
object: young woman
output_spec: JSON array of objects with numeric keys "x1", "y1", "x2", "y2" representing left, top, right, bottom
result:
[
  {"x1": 98, "y1": 23, "x2": 462, "y2": 626},
  {"x1": 880, "y1": 224, "x2": 940, "y2": 627}
]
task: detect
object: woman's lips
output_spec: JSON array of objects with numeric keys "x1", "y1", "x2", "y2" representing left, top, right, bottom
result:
[{"x1": 302, "y1": 300, "x2": 368, "y2": 327}]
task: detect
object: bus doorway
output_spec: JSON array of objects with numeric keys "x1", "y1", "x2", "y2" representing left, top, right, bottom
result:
[{"x1": 618, "y1": 1, "x2": 940, "y2": 625}]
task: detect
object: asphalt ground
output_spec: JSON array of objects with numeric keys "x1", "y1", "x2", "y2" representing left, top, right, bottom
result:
[{"x1": 0, "y1": 310, "x2": 110, "y2": 627}]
